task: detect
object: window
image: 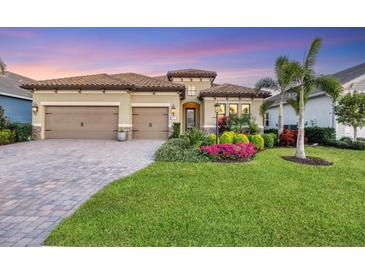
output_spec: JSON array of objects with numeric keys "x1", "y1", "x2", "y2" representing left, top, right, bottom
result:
[
  {"x1": 229, "y1": 104, "x2": 238, "y2": 115},
  {"x1": 187, "y1": 85, "x2": 196, "y2": 96},
  {"x1": 218, "y1": 103, "x2": 226, "y2": 118},
  {"x1": 241, "y1": 104, "x2": 250, "y2": 115},
  {"x1": 265, "y1": 113, "x2": 269, "y2": 127}
]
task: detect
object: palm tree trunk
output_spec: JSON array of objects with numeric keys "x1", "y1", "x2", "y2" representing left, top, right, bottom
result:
[
  {"x1": 295, "y1": 85, "x2": 306, "y2": 159},
  {"x1": 278, "y1": 92, "x2": 284, "y2": 137},
  {"x1": 353, "y1": 126, "x2": 357, "y2": 142}
]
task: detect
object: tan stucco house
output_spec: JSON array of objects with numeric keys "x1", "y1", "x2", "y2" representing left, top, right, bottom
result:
[{"x1": 22, "y1": 69, "x2": 270, "y2": 140}]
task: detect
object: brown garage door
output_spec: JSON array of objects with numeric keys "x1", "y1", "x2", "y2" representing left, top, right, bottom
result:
[
  {"x1": 132, "y1": 107, "x2": 168, "y2": 139},
  {"x1": 45, "y1": 106, "x2": 118, "y2": 139}
]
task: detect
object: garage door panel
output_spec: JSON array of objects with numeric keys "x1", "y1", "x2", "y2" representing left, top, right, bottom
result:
[
  {"x1": 132, "y1": 107, "x2": 168, "y2": 139},
  {"x1": 45, "y1": 106, "x2": 118, "y2": 139}
]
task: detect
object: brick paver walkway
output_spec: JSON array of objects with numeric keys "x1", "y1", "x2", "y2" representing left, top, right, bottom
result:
[{"x1": 0, "y1": 139, "x2": 163, "y2": 246}]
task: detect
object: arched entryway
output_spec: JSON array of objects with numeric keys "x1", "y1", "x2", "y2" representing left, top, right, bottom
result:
[{"x1": 182, "y1": 102, "x2": 200, "y2": 133}]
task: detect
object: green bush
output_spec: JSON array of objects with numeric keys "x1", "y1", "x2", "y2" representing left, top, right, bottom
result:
[
  {"x1": 269, "y1": 132, "x2": 278, "y2": 145},
  {"x1": 340, "y1": 137, "x2": 353, "y2": 144},
  {"x1": 305, "y1": 127, "x2": 335, "y2": 145},
  {"x1": 169, "y1": 122, "x2": 181, "y2": 139},
  {"x1": 167, "y1": 138, "x2": 191, "y2": 149},
  {"x1": 220, "y1": 131, "x2": 235, "y2": 144},
  {"x1": 357, "y1": 137, "x2": 365, "y2": 142},
  {"x1": 262, "y1": 133, "x2": 274, "y2": 148},
  {"x1": 7, "y1": 123, "x2": 32, "y2": 142},
  {"x1": 326, "y1": 139, "x2": 365, "y2": 150},
  {"x1": 248, "y1": 134, "x2": 264, "y2": 150},
  {"x1": 233, "y1": 133, "x2": 249, "y2": 144},
  {"x1": 155, "y1": 143, "x2": 209, "y2": 162},
  {"x1": 208, "y1": 133, "x2": 217, "y2": 145},
  {"x1": 185, "y1": 128, "x2": 205, "y2": 147},
  {"x1": 247, "y1": 119, "x2": 260, "y2": 134},
  {"x1": 264, "y1": 128, "x2": 278, "y2": 135},
  {"x1": 0, "y1": 129, "x2": 16, "y2": 145}
]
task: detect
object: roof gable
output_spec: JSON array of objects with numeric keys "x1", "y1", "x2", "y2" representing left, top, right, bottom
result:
[
  {"x1": 199, "y1": 83, "x2": 270, "y2": 98},
  {"x1": 167, "y1": 68, "x2": 217, "y2": 79},
  {"x1": 0, "y1": 71, "x2": 33, "y2": 99}
]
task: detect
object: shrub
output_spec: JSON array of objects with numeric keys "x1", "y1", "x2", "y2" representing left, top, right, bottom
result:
[
  {"x1": 326, "y1": 139, "x2": 365, "y2": 150},
  {"x1": 279, "y1": 128, "x2": 296, "y2": 146},
  {"x1": 169, "y1": 122, "x2": 181, "y2": 139},
  {"x1": 228, "y1": 113, "x2": 250, "y2": 133},
  {"x1": 357, "y1": 137, "x2": 365, "y2": 142},
  {"x1": 185, "y1": 128, "x2": 205, "y2": 147},
  {"x1": 7, "y1": 123, "x2": 32, "y2": 142},
  {"x1": 233, "y1": 133, "x2": 249, "y2": 144},
  {"x1": 218, "y1": 116, "x2": 229, "y2": 134},
  {"x1": 269, "y1": 132, "x2": 278, "y2": 145},
  {"x1": 155, "y1": 143, "x2": 209, "y2": 162},
  {"x1": 0, "y1": 129, "x2": 15, "y2": 145},
  {"x1": 0, "y1": 104, "x2": 9, "y2": 130},
  {"x1": 167, "y1": 138, "x2": 191, "y2": 149},
  {"x1": 305, "y1": 126, "x2": 335, "y2": 145},
  {"x1": 220, "y1": 131, "x2": 235, "y2": 144},
  {"x1": 264, "y1": 128, "x2": 278, "y2": 136},
  {"x1": 262, "y1": 133, "x2": 274, "y2": 148},
  {"x1": 248, "y1": 134, "x2": 264, "y2": 150},
  {"x1": 208, "y1": 133, "x2": 217, "y2": 145},
  {"x1": 247, "y1": 119, "x2": 260, "y2": 134},
  {"x1": 340, "y1": 136, "x2": 353, "y2": 144},
  {"x1": 200, "y1": 142, "x2": 257, "y2": 162}
]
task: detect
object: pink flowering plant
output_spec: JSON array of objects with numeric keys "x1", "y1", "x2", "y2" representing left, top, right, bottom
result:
[{"x1": 200, "y1": 142, "x2": 257, "y2": 162}]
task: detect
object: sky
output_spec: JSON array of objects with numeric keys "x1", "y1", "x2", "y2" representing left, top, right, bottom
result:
[{"x1": 0, "y1": 27, "x2": 364, "y2": 87}]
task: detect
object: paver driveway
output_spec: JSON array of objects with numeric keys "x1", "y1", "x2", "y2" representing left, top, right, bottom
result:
[{"x1": 0, "y1": 139, "x2": 163, "y2": 246}]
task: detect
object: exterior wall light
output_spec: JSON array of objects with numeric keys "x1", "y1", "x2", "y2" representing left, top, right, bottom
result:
[
  {"x1": 171, "y1": 104, "x2": 176, "y2": 116},
  {"x1": 32, "y1": 104, "x2": 39, "y2": 114}
]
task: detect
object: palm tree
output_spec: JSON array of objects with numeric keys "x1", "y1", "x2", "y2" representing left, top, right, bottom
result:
[
  {"x1": 0, "y1": 59, "x2": 6, "y2": 74},
  {"x1": 259, "y1": 100, "x2": 274, "y2": 126},
  {"x1": 256, "y1": 56, "x2": 296, "y2": 138},
  {"x1": 285, "y1": 38, "x2": 343, "y2": 159}
]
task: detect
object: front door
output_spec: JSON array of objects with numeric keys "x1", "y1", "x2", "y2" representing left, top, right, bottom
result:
[{"x1": 186, "y1": 108, "x2": 195, "y2": 131}]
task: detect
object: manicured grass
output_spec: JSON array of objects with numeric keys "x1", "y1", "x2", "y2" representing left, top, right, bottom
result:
[{"x1": 46, "y1": 147, "x2": 365, "y2": 246}]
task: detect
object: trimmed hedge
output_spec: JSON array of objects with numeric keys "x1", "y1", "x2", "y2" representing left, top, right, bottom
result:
[
  {"x1": 220, "y1": 131, "x2": 235, "y2": 144},
  {"x1": 262, "y1": 133, "x2": 274, "y2": 148},
  {"x1": 248, "y1": 134, "x2": 264, "y2": 150},
  {"x1": 327, "y1": 139, "x2": 365, "y2": 150},
  {"x1": 305, "y1": 126, "x2": 335, "y2": 145},
  {"x1": 0, "y1": 129, "x2": 16, "y2": 145},
  {"x1": 233, "y1": 133, "x2": 249, "y2": 144}
]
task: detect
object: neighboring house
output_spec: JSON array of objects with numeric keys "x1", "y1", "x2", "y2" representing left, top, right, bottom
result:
[
  {"x1": 0, "y1": 71, "x2": 33, "y2": 123},
  {"x1": 21, "y1": 69, "x2": 270, "y2": 140},
  {"x1": 265, "y1": 63, "x2": 365, "y2": 139}
]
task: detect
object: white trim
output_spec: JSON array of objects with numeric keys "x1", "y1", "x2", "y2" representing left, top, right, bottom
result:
[
  {"x1": 203, "y1": 125, "x2": 216, "y2": 128},
  {"x1": 105, "y1": 90, "x2": 128, "y2": 94},
  {"x1": 80, "y1": 90, "x2": 104, "y2": 94},
  {"x1": 130, "y1": 103, "x2": 171, "y2": 107},
  {"x1": 32, "y1": 123, "x2": 41, "y2": 127},
  {"x1": 131, "y1": 92, "x2": 178, "y2": 96},
  {"x1": 57, "y1": 90, "x2": 79, "y2": 94},
  {"x1": 118, "y1": 124, "x2": 132, "y2": 127},
  {"x1": 0, "y1": 92, "x2": 32, "y2": 101},
  {"x1": 40, "y1": 101, "x2": 120, "y2": 106},
  {"x1": 33, "y1": 90, "x2": 55, "y2": 94}
]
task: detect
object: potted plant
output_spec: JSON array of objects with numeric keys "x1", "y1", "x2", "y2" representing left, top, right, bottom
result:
[{"x1": 117, "y1": 129, "x2": 127, "y2": 141}]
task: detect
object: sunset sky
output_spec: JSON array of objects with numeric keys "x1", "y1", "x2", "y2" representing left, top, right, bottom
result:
[{"x1": 1, "y1": 27, "x2": 364, "y2": 87}]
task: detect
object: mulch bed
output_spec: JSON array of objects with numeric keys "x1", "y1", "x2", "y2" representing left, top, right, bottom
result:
[{"x1": 282, "y1": 156, "x2": 333, "y2": 166}]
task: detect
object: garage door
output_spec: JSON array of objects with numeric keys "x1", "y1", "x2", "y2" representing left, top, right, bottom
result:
[
  {"x1": 132, "y1": 107, "x2": 168, "y2": 139},
  {"x1": 45, "y1": 106, "x2": 118, "y2": 139}
]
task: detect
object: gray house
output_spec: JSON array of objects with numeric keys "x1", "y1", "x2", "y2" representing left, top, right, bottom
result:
[
  {"x1": 0, "y1": 71, "x2": 33, "y2": 123},
  {"x1": 265, "y1": 63, "x2": 365, "y2": 139}
]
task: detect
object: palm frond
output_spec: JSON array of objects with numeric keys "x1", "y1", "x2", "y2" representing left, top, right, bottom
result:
[
  {"x1": 286, "y1": 85, "x2": 310, "y2": 114},
  {"x1": 275, "y1": 56, "x2": 289, "y2": 82},
  {"x1": 255, "y1": 77, "x2": 279, "y2": 92},
  {"x1": 315, "y1": 75, "x2": 343, "y2": 102},
  {"x1": 281, "y1": 61, "x2": 303, "y2": 89},
  {"x1": 304, "y1": 37, "x2": 321, "y2": 71},
  {"x1": 259, "y1": 100, "x2": 274, "y2": 116},
  {"x1": 0, "y1": 59, "x2": 6, "y2": 74}
]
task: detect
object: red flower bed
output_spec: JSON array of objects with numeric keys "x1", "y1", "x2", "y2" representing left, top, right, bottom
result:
[{"x1": 200, "y1": 142, "x2": 257, "y2": 162}]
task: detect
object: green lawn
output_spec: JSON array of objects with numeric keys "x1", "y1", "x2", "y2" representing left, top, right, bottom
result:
[{"x1": 46, "y1": 146, "x2": 365, "y2": 246}]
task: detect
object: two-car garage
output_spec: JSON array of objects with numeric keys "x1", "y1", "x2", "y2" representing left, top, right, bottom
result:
[{"x1": 44, "y1": 106, "x2": 169, "y2": 140}]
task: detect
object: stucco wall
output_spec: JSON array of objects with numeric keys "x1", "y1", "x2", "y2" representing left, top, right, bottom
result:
[
  {"x1": 32, "y1": 90, "x2": 181, "y2": 139},
  {"x1": 0, "y1": 95, "x2": 32, "y2": 123}
]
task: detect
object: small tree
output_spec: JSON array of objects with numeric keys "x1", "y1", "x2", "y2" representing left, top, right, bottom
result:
[
  {"x1": 259, "y1": 100, "x2": 274, "y2": 126},
  {"x1": 335, "y1": 91, "x2": 365, "y2": 141},
  {"x1": 0, "y1": 104, "x2": 9, "y2": 129}
]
